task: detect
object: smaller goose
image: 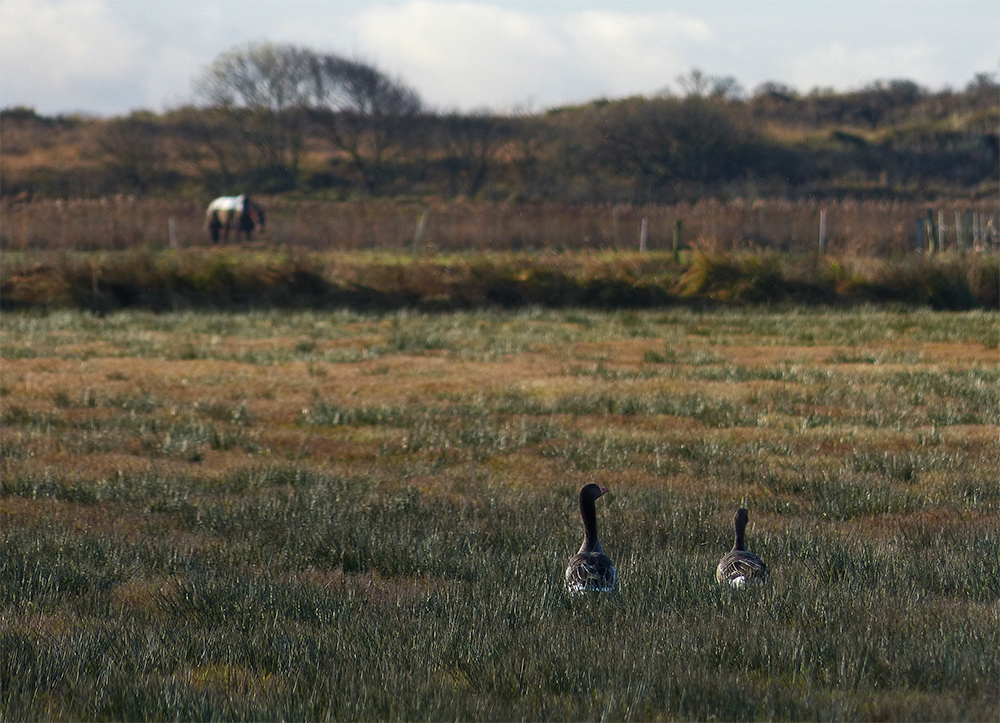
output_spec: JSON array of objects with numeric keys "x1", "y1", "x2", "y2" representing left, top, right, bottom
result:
[
  {"x1": 566, "y1": 483, "x2": 617, "y2": 593},
  {"x1": 716, "y1": 508, "x2": 768, "y2": 588}
]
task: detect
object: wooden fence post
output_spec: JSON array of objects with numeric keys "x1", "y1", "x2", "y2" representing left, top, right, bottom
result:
[
  {"x1": 925, "y1": 210, "x2": 935, "y2": 255},
  {"x1": 639, "y1": 217, "x2": 648, "y2": 253},
  {"x1": 413, "y1": 208, "x2": 429, "y2": 252},
  {"x1": 672, "y1": 220, "x2": 682, "y2": 263},
  {"x1": 818, "y1": 209, "x2": 827, "y2": 254}
]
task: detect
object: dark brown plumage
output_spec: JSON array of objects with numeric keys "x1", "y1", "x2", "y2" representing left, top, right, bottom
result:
[
  {"x1": 716, "y1": 508, "x2": 768, "y2": 587},
  {"x1": 566, "y1": 483, "x2": 617, "y2": 593}
]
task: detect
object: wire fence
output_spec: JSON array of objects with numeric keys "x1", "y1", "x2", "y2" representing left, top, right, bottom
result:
[{"x1": 2, "y1": 197, "x2": 997, "y2": 257}]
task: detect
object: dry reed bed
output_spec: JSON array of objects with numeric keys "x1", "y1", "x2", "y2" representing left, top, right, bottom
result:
[{"x1": 2, "y1": 197, "x2": 997, "y2": 254}]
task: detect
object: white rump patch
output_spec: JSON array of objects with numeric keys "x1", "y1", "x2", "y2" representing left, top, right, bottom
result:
[
  {"x1": 726, "y1": 575, "x2": 766, "y2": 589},
  {"x1": 566, "y1": 581, "x2": 616, "y2": 595}
]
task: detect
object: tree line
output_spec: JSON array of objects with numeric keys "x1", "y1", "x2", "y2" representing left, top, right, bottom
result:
[{"x1": 1, "y1": 42, "x2": 997, "y2": 203}]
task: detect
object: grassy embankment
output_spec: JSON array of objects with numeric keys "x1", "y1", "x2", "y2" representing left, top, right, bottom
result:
[
  {"x1": 2, "y1": 305, "x2": 998, "y2": 720},
  {"x1": 2, "y1": 247, "x2": 998, "y2": 313}
]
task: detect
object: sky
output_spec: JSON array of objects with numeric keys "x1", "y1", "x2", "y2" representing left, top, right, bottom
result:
[{"x1": 1, "y1": 0, "x2": 997, "y2": 117}]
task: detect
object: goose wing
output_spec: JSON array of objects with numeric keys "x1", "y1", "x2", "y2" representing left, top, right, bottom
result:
[
  {"x1": 566, "y1": 551, "x2": 617, "y2": 592},
  {"x1": 716, "y1": 550, "x2": 768, "y2": 586}
]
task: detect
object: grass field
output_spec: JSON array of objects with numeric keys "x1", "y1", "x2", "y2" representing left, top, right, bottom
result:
[{"x1": 1, "y1": 305, "x2": 999, "y2": 720}]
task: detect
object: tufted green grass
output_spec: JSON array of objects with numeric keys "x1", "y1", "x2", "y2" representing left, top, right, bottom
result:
[{"x1": 1, "y1": 306, "x2": 998, "y2": 720}]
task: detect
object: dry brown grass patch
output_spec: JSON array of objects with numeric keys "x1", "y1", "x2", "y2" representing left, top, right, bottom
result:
[
  {"x1": 109, "y1": 577, "x2": 175, "y2": 616},
  {"x1": 0, "y1": 495, "x2": 157, "y2": 542}
]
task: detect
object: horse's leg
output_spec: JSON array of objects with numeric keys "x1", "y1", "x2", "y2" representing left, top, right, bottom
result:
[
  {"x1": 238, "y1": 210, "x2": 254, "y2": 243},
  {"x1": 209, "y1": 212, "x2": 222, "y2": 244}
]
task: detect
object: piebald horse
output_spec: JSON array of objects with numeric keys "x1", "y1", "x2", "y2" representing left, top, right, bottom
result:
[{"x1": 205, "y1": 194, "x2": 266, "y2": 243}]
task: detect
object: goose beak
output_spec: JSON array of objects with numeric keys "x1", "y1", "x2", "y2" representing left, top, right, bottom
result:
[{"x1": 599, "y1": 486, "x2": 610, "y2": 497}]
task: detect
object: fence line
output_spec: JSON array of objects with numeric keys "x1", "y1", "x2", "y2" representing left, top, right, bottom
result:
[
  {"x1": 1, "y1": 198, "x2": 997, "y2": 257},
  {"x1": 917, "y1": 209, "x2": 997, "y2": 255}
]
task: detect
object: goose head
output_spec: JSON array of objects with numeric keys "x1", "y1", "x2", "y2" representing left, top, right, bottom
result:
[{"x1": 581, "y1": 483, "x2": 610, "y2": 505}]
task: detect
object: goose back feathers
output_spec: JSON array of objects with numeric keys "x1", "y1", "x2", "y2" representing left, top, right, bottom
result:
[
  {"x1": 716, "y1": 508, "x2": 768, "y2": 588},
  {"x1": 566, "y1": 483, "x2": 617, "y2": 593}
]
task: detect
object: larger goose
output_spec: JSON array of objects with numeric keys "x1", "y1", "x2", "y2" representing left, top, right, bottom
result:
[
  {"x1": 716, "y1": 508, "x2": 768, "y2": 587},
  {"x1": 566, "y1": 483, "x2": 617, "y2": 593}
]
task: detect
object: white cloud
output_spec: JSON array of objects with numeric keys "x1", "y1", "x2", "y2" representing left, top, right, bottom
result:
[
  {"x1": 142, "y1": 46, "x2": 210, "y2": 110},
  {"x1": 0, "y1": 0, "x2": 141, "y2": 100},
  {"x1": 0, "y1": 0, "x2": 995, "y2": 116},
  {"x1": 563, "y1": 10, "x2": 712, "y2": 96},
  {"x1": 789, "y1": 43, "x2": 937, "y2": 91},
  {"x1": 350, "y1": 1, "x2": 712, "y2": 109}
]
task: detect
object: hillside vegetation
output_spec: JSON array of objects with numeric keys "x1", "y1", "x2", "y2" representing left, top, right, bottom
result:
[{"x1": 2, "y1": 69, "x2": 997, "y2": 203}]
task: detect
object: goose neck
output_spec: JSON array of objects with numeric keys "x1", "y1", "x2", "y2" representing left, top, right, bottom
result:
[
  {"x1": 580, "y1": 497, "x2": 602, "y2": 553},
  {"x1": 733, "y1": 521, "x2": 747, "y2": 552}
]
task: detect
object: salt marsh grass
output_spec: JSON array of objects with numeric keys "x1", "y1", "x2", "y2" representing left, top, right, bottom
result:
[{"x1": 1, "y1": 306, "x2": 998, "y2": 720}]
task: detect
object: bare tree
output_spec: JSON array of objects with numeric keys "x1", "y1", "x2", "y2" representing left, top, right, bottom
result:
[
  {"x1": 676, "y1": 68, "x2": 744, "y2": 100},
  {"x1": 509, "y1": 107, "x2": 554, "y2": 198},
  {"x1": 168, "y1": 105, "x2": 244, "y2": 192},
  {"x1": 194, "y1": 44, "x2": 423, "y2": 195},
  {"x1": 594, "y1": 97, "x2": 766, "y2": 202},
  {"x1": 194, "y1": 42, "x2": 317, "y2": 189},
  {"x1": 97, "y1": 112, "x2": 171, "y2": 193},
  {"x1": 435, "y1": 112, "x2": 513, "y2": 197},
  {"x1": 676, "y1": 68, "x2": 713, "y2": 97},
  {"x1": 309, "y1": 55, "x2": 422, "y2": 195}
]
